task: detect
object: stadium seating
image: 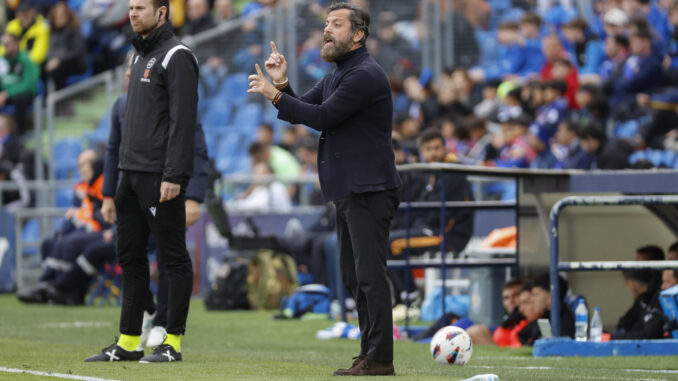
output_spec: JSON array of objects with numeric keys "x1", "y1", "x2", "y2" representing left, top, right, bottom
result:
[{"x1": 53, "y1": 138, "x2": 82, "y2": 180}]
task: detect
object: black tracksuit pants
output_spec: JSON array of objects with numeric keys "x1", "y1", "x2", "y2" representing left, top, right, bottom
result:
[
  {"x1": 115, "y1": 171, "x2": 193, "y2": 336},
  {"x1": 334, "y1": 189, "x2": 399, "y2": 363}
]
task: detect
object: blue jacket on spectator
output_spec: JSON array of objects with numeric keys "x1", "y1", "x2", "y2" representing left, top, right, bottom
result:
[
  {"x1": 520, "y1": 38, "x2": 544, "y2": 76},
  {"x1": 485, "y1": 43, "x2": 526, "y2": 80},
  {"x1": 529, "y1": 98, "x2": 569, "y2": 146},
  {"x1": 564, "y1": 39, "x2": 605, "y2": 75},
  {"x1": 610, "y1": 53, "x2": 664, "y2": 105}
]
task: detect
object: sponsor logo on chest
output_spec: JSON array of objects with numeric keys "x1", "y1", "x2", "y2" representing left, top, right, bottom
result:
[{"x1": 141, "y1": 57, "x2": 156, "y2": 83}]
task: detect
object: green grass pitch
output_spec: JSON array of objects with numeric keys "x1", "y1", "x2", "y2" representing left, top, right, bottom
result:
[{"x1": 1, "y1": 295, "x2": 677, "y2": 380}]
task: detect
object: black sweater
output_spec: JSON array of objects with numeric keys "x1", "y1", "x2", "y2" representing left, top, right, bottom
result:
[{"x1": 276, "y1": 47, "x2": 401, "y2": 201}]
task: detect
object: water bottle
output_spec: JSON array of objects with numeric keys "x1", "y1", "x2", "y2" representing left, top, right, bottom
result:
[
  {"x1": 459, "y1": 375, "x2": 500, "y2": 381},
  {"x1": 590, "y1": 307, "x2": 603, "y2": 342},
  {"x1": 574, "y1": 299, "x2": 588, "y2": 342},
  {"x1": 330, "y1": 300, "x2": 341, "y2": 320}
]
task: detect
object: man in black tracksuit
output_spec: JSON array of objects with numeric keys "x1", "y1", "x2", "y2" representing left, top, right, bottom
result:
[
  {"x1": 248, "y1": 2, "x2": 401, "y2": 376},
  {"x1": 86, "y1": 0, "x2": 198, "y2": 363}
]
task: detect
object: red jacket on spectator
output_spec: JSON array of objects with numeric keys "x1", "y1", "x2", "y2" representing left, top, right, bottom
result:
[{"x1": 541, "y1": 62, "x2": 579, "y2": 109}]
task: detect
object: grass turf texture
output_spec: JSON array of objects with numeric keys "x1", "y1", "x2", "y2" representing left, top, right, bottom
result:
[{"x1": 1, "y1": 295, "x2": 677, "y2": 381}]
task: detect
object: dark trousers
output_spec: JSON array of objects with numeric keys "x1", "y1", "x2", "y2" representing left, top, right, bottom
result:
[
  {"x1": 144, "y1": 263, "x2": 169, "y2": 327},
  {"x1": 335, "y1": 189, "x2": 399, "y2": 362},
  {"x1": 115, "y1": 171, "x2": 193, "y2": 336}
]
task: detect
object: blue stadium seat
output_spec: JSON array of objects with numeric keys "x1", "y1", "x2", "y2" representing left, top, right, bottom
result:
[
  {"x1": 215, "y1": 132, "x2": 244, "y2": 173},
  {"x1": 202, "y1": 102, "x2": 232, "y2": 133},
  {"x1": 21, "y1": 219, "x2": 40, "y2": 256},
  {"x1": 55, "y1": 188, "x2": 73, "y2": 207},
  {"x1": 231, "y1": 103, "x2": 263, "y2": 130},
  {"x1": 53, "y1": 138, "x2": 82, "y2": 179},
  {"x1": 219, "y1": 73, "x2": 249, "y2": 106}
]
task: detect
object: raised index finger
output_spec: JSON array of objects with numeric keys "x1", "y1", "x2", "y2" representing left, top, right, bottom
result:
[
  {"x1": 270, "y1": 41, "x2": 279, "y2": 55},
  {"x1": 255, "y1": 63, "x2": 264, "y2": 76}
]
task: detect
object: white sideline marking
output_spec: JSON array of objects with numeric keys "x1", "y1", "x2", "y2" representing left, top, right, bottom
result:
[
  {"x1": 0, "y1": 366, "x2": 119, "y2": 381},
  {"x1": 37, "y1": 321, "x2": 113, "y2": 329},
  {"x1": 469, "y1": 364, "x2": 677, "y2": 379}
]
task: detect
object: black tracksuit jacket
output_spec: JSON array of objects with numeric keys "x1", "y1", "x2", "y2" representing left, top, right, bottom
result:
[{"x1": 119, "y1": 22, "x2": 199, "y2": 186}]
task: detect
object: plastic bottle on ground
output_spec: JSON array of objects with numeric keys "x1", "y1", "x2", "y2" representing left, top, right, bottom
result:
[
  {"x1": 574, "y1": 299, "x2": 589, "y2": 342},
  {"x1": 590, "y1": 307, "x2": 603, "y2": 342}
]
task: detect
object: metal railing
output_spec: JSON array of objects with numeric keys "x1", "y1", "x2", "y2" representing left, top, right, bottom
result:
[{"x1": 549, "y1": 195, "x2": 678, "y2": 337}]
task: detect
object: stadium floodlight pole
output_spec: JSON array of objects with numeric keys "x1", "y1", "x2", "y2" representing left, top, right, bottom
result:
[{"x1": 549, "y1": 194, "x2": 678, "y2": 337}]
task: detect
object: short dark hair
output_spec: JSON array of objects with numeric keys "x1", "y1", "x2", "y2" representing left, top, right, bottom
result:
[
  {"x1": 622, "y1": 269, "x2": 654, "y2": 285},
  {"x1": 564, "y1": 18, "x2": 588, "y2": 32},
  {"x1": 544, "y1": 80, "x2": 567, "y2": 95},
  {"x1": 637, "y1": 245, "x2": 665, "y2": 260},
  {"x1": 611, "y1": 34, "x2": 630, "y2": 48},
  {"x1": 258, "y1": 123, "x2": 274, "y2": 133},
  {"x1": 327, "y1": 2, "x2": 370, "y2": 47},
  {"x1": 578, "y1": 121, "x2": 605, "y2": 141},
  {"x1": 520, "y1": 12, "x2": 542, "y2": 27},
  {"x1": 631, "y1": 27, "x2": 653, "y2": 41},
  {"x1": 498, "y1": 21, "x2": 520, "y2": 31},
  {"x1": 534, "y1": 273, "x2": 569, "y2": 303},
  {"x1": 503, "y1": 278, "x2": 523, "y2": 291},
  {"x1": 417, "y1": 128, "x2": 445, "y2": 147},
  {"x1": 248, "y1": 141, "x2": 268, "y2": 156},
  {"x1": 153, "y1": 0, "x2": 170, "y2": 21},
  {"x1": 668, "y1": 241, "x2": 678, "y2": 254}
]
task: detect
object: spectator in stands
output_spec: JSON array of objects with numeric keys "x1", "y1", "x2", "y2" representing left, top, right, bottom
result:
[
  {"x1": 231, "y1": 18, "x2": 264, "y2": 73},
  {"x1": 664, "y1": 3, "x2": 678, "y2": 75},
  {"x1": 370, "y1": 11, "x2": 417, "y2": 77},
  {"x1": 404, "y1": 69, "x2": 438, "y2": 128},
  {"x1": 610, "y1": 27, "x2": 664, "y2": 105},
  {"x1": 390, "y1": 128, "x2": 474, "y2": 255},
  {"x1": 518, "y1": 273, "x2": 575, "y2": 345},
  {"x1": 294, "y1": 136, "x2": 323, "y2": 205},
  {"x1": 1, "y1": 1, "x2": 49, "y2": 66},
  {"x1": 636, "y1": 245, "x2": 665, "y2": 261},
  {"x1": 18, "y1": 149, "x2": 108, "y2": 304},
  {"x1": 80, "y1": 0, "x2": 130, "y2": 72},
  {"x1": 280, "y1": 125, "x2": 297, "y2": 153},
  {"x1": 550, "y1": 58, "x2": 580, "y2": 106},
  {"x1": 541, "y1": 34, "x2": 579, "y2": 109},
  {"x1": 613, "y1": 269, "x2": 667, "y2": 339},
  {"x1": 0, "y1": 158, "x2": 30, "y2": 212},
  {"x1": 299, "y1": 30, "x2": 331, "y2": 83},
  {"x1": 0, "y1": 113, "x2": 24, "y2": 165},
  {"x1": 667, "y1": 242, "x2": 678, "y2": 260},
  {"x1": 495, "y1": 113, "x2": 536, "y2": 168},
  {"x1": 490, "y1": 21, "x2": 526, "y2": 80},
  {"x1": 44, "y1": 1, "x2": 87, "y2": 90},
  {"x1": 473, "y1": 79, "x2": 501, "y2": 119},
  {"x1": 466, "y1": 278, "x2": 527, "y2": 347},
  {"x1": 562, "y1": 18, "x2": 605, "y2": 76},
  {"x1": 623, "y1": 0, "x2": 671, "y2": 42},
  {"x1": 254, "y1": 124, "x2": 301, "y2": 181},
  {"x1": 599, "y1": 34, "x2": 631, "y2": 88},
  {"x1": 214, "y1": 0, "x2": 236, "y2": 23},
  {"x1": 577, "y1": 121, "x2": 606, "y2": 169},
  {"x1": 0, "y1": 32, "x2": 39, "y2": 135},
  {"x1": 603, "y1": 8, "x2": 629, "y2": 38},
  {"x1": 449, "y1": 0, "x2": 483, "y2": 68},
  {"x1": 571, "y1": 85, "x2": 608, "y2": 127},
  {"x1": 226, "y1": 161, "x2": 291, "y2": 211},
  {"x1": 554, "y1": 120, "x2": 593, "y2": 169},
  {"x1": 519, "y1": 12, "x2": 545, "y2": 76},
  {"x1": 662, "y1": 269, "x2": 678, "y2": 290},
  {"x1": 181, "y1": 0, "x2": 216, "y2": 36},
  {"x1": 529, "y1": 80, "x2": 569, "y2": 166}
]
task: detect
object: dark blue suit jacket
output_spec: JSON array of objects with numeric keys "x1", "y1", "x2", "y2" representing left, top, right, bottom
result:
[{"x1": 276, "y1": 47, "x2": 401, "y2": 202}]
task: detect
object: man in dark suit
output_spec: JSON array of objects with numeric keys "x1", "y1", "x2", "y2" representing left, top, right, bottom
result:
[{"x1": 248, "y1": 2, "x2": 401, "y2": 376}]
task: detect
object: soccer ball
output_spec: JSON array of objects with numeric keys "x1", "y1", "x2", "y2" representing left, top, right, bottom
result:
[{"x1": 430, "y1": 326, "x2": 473, "y2": 365}]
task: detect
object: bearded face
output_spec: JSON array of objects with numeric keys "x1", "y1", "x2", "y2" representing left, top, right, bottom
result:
[{"x1": 321, "y1": 9, "x2": 359, "y2": 62}]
